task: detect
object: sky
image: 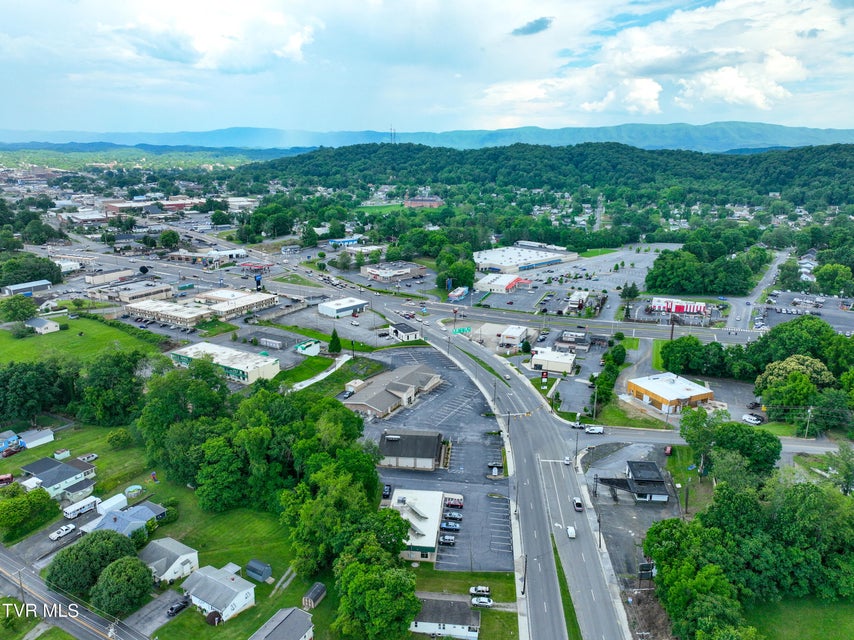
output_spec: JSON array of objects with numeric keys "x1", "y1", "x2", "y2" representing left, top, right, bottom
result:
[{"x1": 2, "y1": 0, "x2": 853, "y2": 133}]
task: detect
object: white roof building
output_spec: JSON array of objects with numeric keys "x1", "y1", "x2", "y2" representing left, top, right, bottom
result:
[
  {"x1": 390, "y1": 488, "x2": 445, "y2": 563},
  {"x1": 474, "y1": 273, "x2": 528, "y2": 293},
  {"x1": 531, "y1": 348, "x2": 577, "y2": 374},
  {"x1": 317, "y1": 297, "x2": 369, "y2": 318},
  {"x1": 171, "y1": 342, "x2": 280, "y2": 385},
  {"x1": 474, "y1": 247, "x2": 577, "y2": 274},
  {"x1": 126, "y1": 299, "x2": 214, "y2": 326}
]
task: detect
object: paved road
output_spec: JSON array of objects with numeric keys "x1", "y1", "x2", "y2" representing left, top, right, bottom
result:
[{"x1": 0, "y1": 544, "x2": 149, "y2": 640}]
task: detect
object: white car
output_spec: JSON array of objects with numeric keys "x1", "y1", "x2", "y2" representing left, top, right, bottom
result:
[
  {"x1": 350, "y1": 320, "x2": 359, "y2": 326},
  {"x1": 49, "y1": 524, "x2": 76, "y2": 541},
  {"x1": 566, "y1": 526, "x2": 577, "y2": 539},
  {"x1": 585, "y1": 426, "x2": 604, "y2": 434},
  {"x1": 471, "y1": 597, "x2": 493, "y2": 608},
  {"x1": 741, "y1": 414, "x2": 762, "y2": 425},
  {"x1": 469, "y1": 585, "x2": 491, "y2": 596}
]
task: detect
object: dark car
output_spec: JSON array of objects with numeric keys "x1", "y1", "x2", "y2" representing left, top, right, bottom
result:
[
  {"x1": 382, "y1": 484, "x2": 392, "y2": 499},
  {"x1": 1, "y1": 446, "x2": 22, "y2": 459},
  {"x1": 438, "y1": 534, "x2": 456, "y2": 546},
  {"x1": 747, "y1": 402, "x2": 761, "y2": 409},
  {"x1": 444, "y1": 497, "x2": 463, "y2": 510},
  {"x1": 166, "y1": 598, "x2": 189, "y2": 617}
]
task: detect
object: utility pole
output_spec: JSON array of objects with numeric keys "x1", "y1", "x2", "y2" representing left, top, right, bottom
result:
[
  {"x1": 804, "y1": 407, "x2": 813, "y2": 438},
  {"x1": 16, "y1": 569, "x2": 26, "y2": 604},
  {"x1": 521, "y1": 553, "x2": 528, "y2": 595}
]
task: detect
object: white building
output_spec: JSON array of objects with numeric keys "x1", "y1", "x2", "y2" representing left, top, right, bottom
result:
[
  {"x1": 126, "y1": 299, "x2": 214, "y2": 327},
  {"x1": 499, "y1": 325, "x2": 529, "y2": 347},
  {"x1": 84, "y1": 269, "x2": 135, "y2": 285},
  {"x1": 390, "y1": 489, "x2": 445, "y2": 563},
  {"x1": 317, "y1": 297, "x2": 368, "y2": 318},
  {"x1": 530, "y1": 348, "x2": 577, "y2": 374},
  {"x1": 194, "y1": 289, "x2": 279, "y2": 320},
  {"x1": 139, "y1": 537, "x2": 200, "y2": 583},
  {"x1": 474, "y1": 247, "x2": 576, "y2": 274},
  {"x1": 170, "y1": 342, "x2": 280, "y2": 385},
  {"x1": 24, "y1": 318, "x2": 60, "y2": 335},
  {"x1": 410, "y1": 599, "x2": 481, "y2": 640},
  {"x1": 474, "y1": 273, "x2": 528, "y2": 293},
  {"x1": 182, "y1": 564, "x2": 255, "y2": 622}
]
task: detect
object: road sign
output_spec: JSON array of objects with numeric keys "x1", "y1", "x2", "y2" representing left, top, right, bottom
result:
[{"x1": 452, "y1": 327, "x2": 471, "y2": 334}]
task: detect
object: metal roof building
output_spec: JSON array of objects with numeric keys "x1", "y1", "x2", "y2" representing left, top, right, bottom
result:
[{"x1": 171, "y1": 342, "x2": 280, "y2": 384}]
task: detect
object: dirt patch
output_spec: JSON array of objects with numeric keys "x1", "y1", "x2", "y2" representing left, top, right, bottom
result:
[{"x1": 624, "y1": 588, "x2": 675, "y2": 640}]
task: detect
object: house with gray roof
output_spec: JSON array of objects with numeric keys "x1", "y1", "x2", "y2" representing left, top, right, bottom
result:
[
  {"x1": 248, "y1": 607, "x2": 314, "y2": 640},
  {"x1": 409, "y1": 598, "x2": 481, "y2": 639},
  {"x1": 92, "y1": 502, "x2": 163, "y2": 537},
  {"x1": 139, "y1": 537, "x2": 199, "y2": 582},
  {"x1": 24, "y1": 317, "x2": 60, "y2": 335},
  {"x1": 182, "y1": 564, "x2": 256, "y2": 622},
  {"x1": 20, "y1": 457, "x2": 95, "y2": 501}
]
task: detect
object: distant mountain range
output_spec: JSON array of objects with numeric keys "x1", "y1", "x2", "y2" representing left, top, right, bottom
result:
[{"x1": 1, "y1": 121, "x2": 853, "y2": 154}]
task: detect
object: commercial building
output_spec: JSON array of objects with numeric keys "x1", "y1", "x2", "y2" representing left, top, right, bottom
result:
[
  {"x1": 360, "y1": 261, "x2": 426, "y2": 282},
  {"x1": 564, "y1": 291, "x2": 589, "y2": 311},
  {"x1": 194, "y1": 289, "x2": 279, "y2": 320},
  {"x1": 650, "y1": 298, "x2": 707, "y2": 314},
  {"x1": 473, "y1": 247, "x2": 577, "y2": 274},
  {"x1": 317, "y1": 297, "x2": 368, "y2": 318},
  {"x1": 390, "y1": 322, "x2": 420, "y2": 342},
  {"x1": 170, "y1": 342, "x2": 280, "y2": 385},
  {"x1": 125, "y1": 300, "x2": 214, "y2": 327},
  {"x1": 448, "y1": 286, "x2": 469, "y2": 302},
  {"x1": 3, "y1": 279, "x2": 53, "y2": 296},
  {"x1": 390, "y1": 488, "x2": 445, "y2": 562},
  {"x1": 530, "y1": 348, "x2": 577, "y2": 374},
  {"x1": 344, "y1": 364, "x2": 442, "y2": 418},
  {"x1": 499, "y1": 325, "x2": 529, "y2": 347},
  {"x1": 89, "y1": 281, "x2": 173, "y2": 304},
  {"x1": 84, "y1": 268, "x2": 135, "y2": 285},
  {"x1": 473, "y1": 273, "x2": 530, "y2": 293},
  {"x1": 378, "y1": 429, "x2": 443, "y2": 471},
  {"x1": 404, "y1": 195, "x2": 444, "y2": 208},
  {"x1": 626, "y1": 372, "x2": 714, "y2": 414},
  {"x1": 328, "y1": 235, "x2": 362, "y2": 247}
]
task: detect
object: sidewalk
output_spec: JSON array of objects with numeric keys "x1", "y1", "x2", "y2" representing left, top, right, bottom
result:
[{"x1": 290, "y1": 354, "x2": 352, "y2": 391}]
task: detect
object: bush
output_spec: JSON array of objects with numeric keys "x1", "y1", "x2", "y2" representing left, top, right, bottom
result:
[
  {"x1": 107, "y1": 428, "x2": 133, "y2": 450},
  {"x1": 614, "y1": 331, "x2": 625, "y2": 340},
  {"x1": 159, "y1": 506, "x2": 179, "y2": 525},
  {"x1": 162, "y1": 497, "x2": 179, "y2": 508},
  {"x1": 59, "y1": 323, "x2": 69, "y2": 330}
]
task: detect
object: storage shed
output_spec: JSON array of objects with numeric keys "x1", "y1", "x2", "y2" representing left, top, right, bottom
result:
[
  {"x1": 246, "y1": 559, "x2": 272, "y2": 582},
  {"x1": 302, "y1": 582, "x2": 326, "y2": 610}
]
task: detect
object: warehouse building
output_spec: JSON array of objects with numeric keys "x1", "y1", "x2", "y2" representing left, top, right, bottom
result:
[
  {"x1": 317, "y1": 297, "x2": 368, "y2": 318},
  {"x1": 84, "y1": 268, "x2": 135, "y2": 285},
  {"x1": 473, "y1": 247, "x2": 577, "y2": 274},
  {"x1": 125, "y1": 300, "x2": 214, "y2": 327},
  {"x1": 3, "y1": 279, "x2": 53, "y2": 296},
  {"x1": 194, "y1": 289, "x2": 279, "y2": 320},
  {"x1": 90, "y1": 281, "x2": 174, "y2": 304},
  {"x1": 170, "y1": 342, "x2": 280, "y2": 385},
  {"x1": 626, "y1": 372, "x2": 714, "y2": 414}
]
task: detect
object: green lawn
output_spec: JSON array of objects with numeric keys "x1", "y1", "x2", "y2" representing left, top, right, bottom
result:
[
  {"x1": 301, "y1": 356, "x2": 387, "y2": 397},
  {"x1": 594, "y1": 402, "x2": 670, "y2": 430},
  {"x1": 0, "y1": 597, "x2": 41, "y2": 640},
  {"x1": 620, "y1": 337, "x2": 640, "y2": 350},
  {"x1": 745, "y1": 597, "x2": 854, "y2": 640},
  {"x1": 665, "y1": 445, "x2": 714, "y2": 514},
  {"x1": 273, "y1": 355, "x2": 335, "y2": 385},
  {"x1": 273, "y1": 273, "x2": 322, "y2": 287},
  {"x1": 0, "y1": 318, "x2": 159, "y2": 364},
  {"x1": 196, "y1": 319, "x2": 239, "y2": 338},
  {"x1": 412, "y1": 564, "x2": 516, "y2": 602},
  {"x1": 579, "y1": 248, "x2": 617, "y2": 258},
  {"x1": 759, "y1": 422, "x2": 798, "y2": 437},
  {"x1": 651, "y1": 339, "x2": 665, "y2": 371},
  {"x1": 34, "y1": 627, "x2": 77, "y2": 640}
]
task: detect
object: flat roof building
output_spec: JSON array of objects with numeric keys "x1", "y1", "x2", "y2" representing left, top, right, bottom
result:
[
  {"x1": 360, "y1": 261, "x2": 426, "y2": 282},
  {"x1": 530, "y1": 348, "x2": 577, "y2": 374},
  {"x1": 3, "y1": 280, "x2": 53, "y2": 296},
  {"x1": 84, "y1": 268, "x2": 135, "y2": 285},
  {"x1": 626, "y1": 372, "x2": 714, "y2": 414},
  {"x1": 474, "y1": 247, "x2": 577, "y2": 274},
  {"x1": 474, "y1": 273, "x2": 529, "y2": 293},
  {"x1": 126, "y1": 299, "x2": 214, "y2": 327},
  {"x1": 171, "y1": 342, "x2": 280, "y2": 385},
  {"x1": 317, "y1": 297, "x2": 368, "y2": 318},
  {"x1": 390, "y1": 488, "x2": 445, "y2": 563},
  {"x1": 378, "y1": 429, "x2": 443, "y2": 471},
  {"x1": 89, "y1": 281, "x2": 173, "y2": 304},
  {"x1": 202, "y1": 291, "x2": 279, "y2": 320}
]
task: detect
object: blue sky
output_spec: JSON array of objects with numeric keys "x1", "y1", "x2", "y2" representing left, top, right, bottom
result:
[{"x1": 2, "y1": 0, "x2": 852, "y2": 133}]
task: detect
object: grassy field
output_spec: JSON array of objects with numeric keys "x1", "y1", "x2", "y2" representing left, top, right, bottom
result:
[
  {"x1": 0, "y1": 597, "x2": 41, "y2": 640},
  {"x1": 651, "y1": 339, "x2": 665, "y2": 370},
  {"x1": 0, "y1": 318, "x2": 159, "y2": 364},
  {"x1": 620, "y1": 336, "x2": 640, "y2": 350},
  {"x1": 196, "y1": 319, "x2": 239, "y2": 338},
  {"x1": 759, "y1": 422, "x2": 798, "y2": 437},
  {"x1": 273, "y1": 273, "x2": 322, "y2": 287},
  {"x1": 665, "y1": 445, "x2": 714, "y2": 514},
  {"x1": 34, "y1": 627, "x2": 77, "y2": 640},
  {"x1": 273, "y1": 355, "x2": 335, "y2": 385},
  {"x1": 594, "y1": 402, "x2": 670, "y2": 430},
  {"x1": 303, "y1": 356, "x2": 387, "y2": 396},
  {"x1": 579, "y1": 248, "x2": 617, "y2": 258},
  {"x1": 745, "y1": 597, "x2": 854, "y2": 640},
  {"x1": 411, "y1": 564, "x2": 516, "y2": 602}
]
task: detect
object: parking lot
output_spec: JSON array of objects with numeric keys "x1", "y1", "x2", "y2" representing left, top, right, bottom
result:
[{"x1": 363, "y1": 348, "x2": 515, "y2": 572}]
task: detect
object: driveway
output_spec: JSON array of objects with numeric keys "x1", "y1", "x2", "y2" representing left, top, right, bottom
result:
[{"x1": 122, "y1": 589, "x2": 186, "y2": 637}]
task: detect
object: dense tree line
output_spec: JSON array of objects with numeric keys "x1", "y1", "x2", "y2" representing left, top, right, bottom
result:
[
  {"x1": 660, "y1": 317, "x2": 854, "y2": 435},
  {"x1": 645, "y1": 473, "x2": 854, "y2": 640},
  {"x1": 0, "y1": 250, "x2": 62, "y2": 287}
]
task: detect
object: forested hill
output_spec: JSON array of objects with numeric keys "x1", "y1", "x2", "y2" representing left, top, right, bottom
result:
[{"x1": 234, "y1": 142, "x2": 854, "y2": 205}]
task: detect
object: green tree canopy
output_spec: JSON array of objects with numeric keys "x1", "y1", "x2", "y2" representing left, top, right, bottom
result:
[
  {"x1": 89, "y1": 557, "x2": 152, "y2": 617},
  {"x1": 0, "y1": 294, "x2": 38, "y2": 321},
  {"x1": 46, "y1": 530, "x2": 135, "y2": 595}
]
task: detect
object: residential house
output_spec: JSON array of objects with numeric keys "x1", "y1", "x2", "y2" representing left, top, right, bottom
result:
[
  {"x1": 410, "y1": 598, "x2": 481, "y2": 640},
  {"x1": 139, "y1": 537, "x2": 199, "y2": 582},
  {"x1": 24, "y1": 317, "x2": 60, "y2": 335},
  {"x1": 248, "y1": 607, "x2": 314, "y2": 640},
  {"x1": 19, "y1": 457, "x2": 95, "y2": 501},
  {"x1": 91, "y1": 502, "x2": 164, "y2": 537},
  {"x1": 182, "y1": 564, "x2": 256, "y2": 622}
]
